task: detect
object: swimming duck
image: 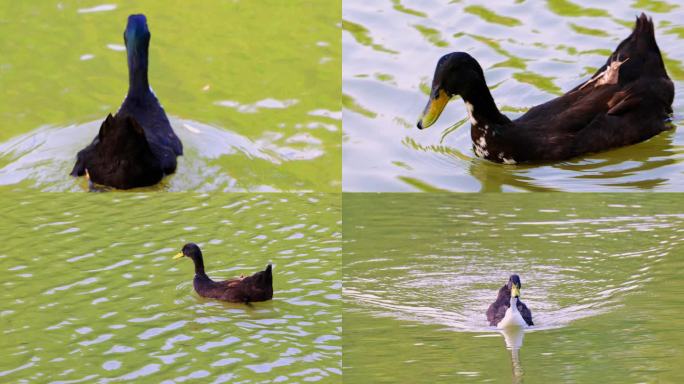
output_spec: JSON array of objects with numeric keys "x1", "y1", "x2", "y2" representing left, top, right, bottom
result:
[
  {"x1": 71, "y1": 14, "x2": 182, "y2": 189},
  {"x1": 417, "y1": 13, "x2": 674, "y2": 164},
  {"x1": 173, "y1": 243, "x2": 273, "y2": 304},
  {"x1": 487, "y1": 275, "x2": 533, "y2": 328}
]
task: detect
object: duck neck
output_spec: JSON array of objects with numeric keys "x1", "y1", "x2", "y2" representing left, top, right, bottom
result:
[
  {"x1": 461, "y1": 80, "x2": 508, "y2": 127},
  {"x1": 509, "y1": 296, "x2": 519, "y2": 312},
  {"x1": 192, "y1": 256, "x2": 207, "y2": 278},
  {"x1": 126, "y1": 40, "x2": 150, "y2": 97}
]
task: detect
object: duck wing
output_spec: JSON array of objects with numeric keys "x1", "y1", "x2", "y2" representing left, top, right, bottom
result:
[
  {"x1": 486, "y1": 285, "x2": 510, "y2": 326},
  {"x1": 119, "y1": 93, "x2": 182, "y2": 173},
  {"x1": 216, "y1": 264, "x2": 273, "y2": 303},
  {"x1": 506, "y1": 14, "x2": 673, "y2": 161},
  {"x1": 516, "y1": 300, "x2": 534, "y2": 326},
  {"x1": 71, "y1": 114, "x2": 164, "y2": 188}
]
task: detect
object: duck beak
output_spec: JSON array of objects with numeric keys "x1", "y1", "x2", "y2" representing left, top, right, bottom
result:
[
  {"x1": 173, "y1": 252, "x2": 184, "y2": 260},
  {"x1": 511, "y1": 285, "x2": 521, "y2": 298},
  {"x1": 417, "y1": 88, "x2": 449, "y2": 130}
]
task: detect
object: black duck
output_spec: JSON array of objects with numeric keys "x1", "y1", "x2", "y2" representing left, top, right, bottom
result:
[
  {"x1": 418, "y1": 14, "x2": 674, "y2": 164},
  {"x1": 71, "y1": 14, "x2": 182, "y2": 189}
]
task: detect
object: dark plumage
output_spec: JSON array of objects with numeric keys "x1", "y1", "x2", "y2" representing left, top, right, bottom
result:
[
  {"x1": 418, "y1": 13, "x2": 674, "y2": 164},
  {"x1": 71, "y1": 14, "x2": 182, "y2": 189},
  {"x1": 174, "y1": 243, "x2": 273, "y2": 304},
  {"x1": 486, "y1": 275, "x2": 533, "y2": 327}
]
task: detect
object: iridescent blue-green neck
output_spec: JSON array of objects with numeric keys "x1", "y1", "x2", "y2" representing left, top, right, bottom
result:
[{"x1": 125, "y1": 15, "x2": 151, "y2": 96}]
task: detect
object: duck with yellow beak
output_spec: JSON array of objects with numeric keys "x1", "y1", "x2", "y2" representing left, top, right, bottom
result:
[
  {"x1": 486, "y1": 275, "x2": 533, "y2": 328},
  {"x1": 417, "y1": 14, "x2": 674, "y2": 164},
  {"x1": 173, "y1": 243, "x2": 273, "y2": 304}
]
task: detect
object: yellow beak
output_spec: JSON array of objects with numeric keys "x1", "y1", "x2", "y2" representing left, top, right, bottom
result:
[
  {"x1": 511, "y1": 285, "x2": 521, "y2": 298},
  {"x1": 417, "y1": 89, "x2": 450, "y2": 129},
  {"x1": 173, "y1": 252, "x2": 184, "y2": 260}
]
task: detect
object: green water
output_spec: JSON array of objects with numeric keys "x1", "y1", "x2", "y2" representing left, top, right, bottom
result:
[
  {"x1": 343, "y1": 193, "x2": 684, "y2": 383},
  {"x1": 0, "y1": 1, "x2": 341, "y2": 191},
  {"x1": 0, "y1": 193, "x2": 341, "y2": 382},
  {"x1": 343, "y1": 0, "x2": 684, "y2": 191}
]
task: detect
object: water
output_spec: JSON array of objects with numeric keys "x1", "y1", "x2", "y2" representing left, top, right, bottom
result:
[
  {"x1": 343, "y1": 193, "x2": 684, "y2": 382},
  {"x1": 0, "y1": 1, "x2": 341, "y2": 192},
  {"x1": 343, "y1": 0, "x2": 684, "y2": 191},
  {"x1": 0, "y1": 193, "x2": 341, "y2": 382}
]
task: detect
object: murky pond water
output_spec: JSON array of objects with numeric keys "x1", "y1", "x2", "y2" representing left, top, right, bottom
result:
[
  {"x1": 0, "y1": 193, "x2": 341, "y2": 382},
  {"x1": 0, "y1": 1, "x2": 341, "y2": 192},
  {"x1": 343, "y1": 193, "x2": 684, "y2": 382},
  {"x1": 343, "y1": 0, "x2": 684, "y2": 191}
]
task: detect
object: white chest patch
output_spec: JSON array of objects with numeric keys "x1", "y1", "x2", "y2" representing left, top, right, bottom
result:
[
  {"x1": 497, "y1": 153, "x2": 517, "y2": 164},
  {"x1": 465, "y1": 102, "x2": 477, "y2": 125},
  {"x1": 474, "y1": 136, "x2": 489, "y2": 157},
  {"x1": 497, "y1": 306, "x2": 528, "y2": 329}
]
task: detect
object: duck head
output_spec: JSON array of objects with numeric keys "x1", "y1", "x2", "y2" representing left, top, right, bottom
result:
[
  {"x1": 174, "y1": 243, "x2": 206, "y2": 275},
  {"x1": 174, "y1": 243, "x2": 202, "y2": 261},
  {"x1": 507, "y1": 274, "x2": 522, "y2": 298},
  {"x1": 417, "y1": 52, "x2": 487, "y2": 129},
  {"x1": 124, "y1": 14, "x2": 150, "y2": 46},
  {"x1": 124, "y1": 14, "x2": 151, "y2": 93}
]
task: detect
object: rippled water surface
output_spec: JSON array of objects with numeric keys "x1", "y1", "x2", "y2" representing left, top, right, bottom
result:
[
  {"x1": 343, "y1": 194, "x2": 684, "y2": 383},
  {"x1": 0, "y1": 193, "x2": 341, "y2": 382},
  {"x1": 0, "y1": 1, "x2": 340, "y2": 191},
  {"x1": 343, "y1": 0, "x2": 684, "y2": 191}
]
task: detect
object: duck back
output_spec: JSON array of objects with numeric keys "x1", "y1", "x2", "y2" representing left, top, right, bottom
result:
[
  {"x1": 501, "y1": 13, "x2": 674, "y2": 162},
  {"x1": 119, "y1": 92, "x2": 182, "y2": 173},
  {"x1": 193, "y1": 265, "x2": 273, "y2": 303},
  {"x1": 70, "y1": 114, "x2": 163, "y2": 189}
]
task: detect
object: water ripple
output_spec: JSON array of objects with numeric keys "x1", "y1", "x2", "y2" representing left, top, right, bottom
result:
[
  {"x1": 0, "y1": 193, "x2": 341, "y2": 383},
  {"x1": 0, "y1": 117, "x2": 327, "y2": 192}
]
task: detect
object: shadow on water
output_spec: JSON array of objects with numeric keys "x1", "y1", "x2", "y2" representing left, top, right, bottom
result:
[{"x1": 0, "y1": 117, "x2": 325, "y2": 192}]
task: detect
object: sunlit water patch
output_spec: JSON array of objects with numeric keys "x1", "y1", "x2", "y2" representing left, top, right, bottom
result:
[
  {"x1": 0, "y1": 193, "x2": 341, "y2": 383},
  {"x1": 343, "y1": 0, "x2": 684, "y2": 191},
  {"x1": 343, "y1": 193, "x2": 684, "y2": 383}
]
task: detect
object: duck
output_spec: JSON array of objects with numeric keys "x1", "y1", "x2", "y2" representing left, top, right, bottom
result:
[
  {"x1": 71, "y1": 14, "x2": 183, "y2": 189},
  {"x1": 417, "y1": 13, "x2": 674, "y2": 164},
  {"x1": 486, "y1": 275, "x2": 533, "y2": 328},
  {"x1": 173, "y1": 243, "x2": 273, "y2": 304}
]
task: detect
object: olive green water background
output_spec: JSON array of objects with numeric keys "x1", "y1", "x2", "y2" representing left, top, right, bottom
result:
[
  {"x1": 343, "y1": 0, "x2": 684, "y2": 191},
  {"x1": 0, "y1": 193, "x2": 341, "y2": 382},
  {"x1": 0, "y1": 0, "x2": 341, "y2": 191},
  {"x1": 343, "y1": 193, "x2": 684, "y2": 383}
]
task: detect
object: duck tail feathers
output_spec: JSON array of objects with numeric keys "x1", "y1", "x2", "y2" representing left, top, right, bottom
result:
[
  {"x1": 260, "y1": 264, "x2": 273, "y2": 285},
  {"x1": 634, "y1": 13, "x2": 655, "y2": 42}
]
